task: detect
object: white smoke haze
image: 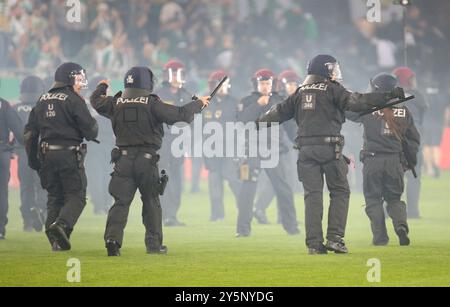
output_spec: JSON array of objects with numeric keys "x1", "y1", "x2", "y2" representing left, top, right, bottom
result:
[
  {"x1": 171, "y1": 116, "x2": 280, "y2": 168},
  {"x1": 0, "y1": 1, "x2": 449, "y2": 288}
]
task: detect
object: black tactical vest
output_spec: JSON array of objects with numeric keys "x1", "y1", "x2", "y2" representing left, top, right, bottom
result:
[
  {"x1": 296, "y1": 77, "x2": 345, "y2": 137},
  {"x1": 112, "y1": 95, "x2": 163, "y2": 150}
]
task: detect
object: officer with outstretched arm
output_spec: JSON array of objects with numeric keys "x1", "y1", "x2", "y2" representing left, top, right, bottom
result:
[
  {"x1": 90, "y1": 67, "x2": 210, "y2": 256},
  {"x1": 256, "y1": 54, "x2": 405, "y2": 254}
]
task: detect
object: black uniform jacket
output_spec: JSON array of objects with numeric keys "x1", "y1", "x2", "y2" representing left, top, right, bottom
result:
[
  {"x1": 257, "y1": 75, "x2": 394, "y2": 144},
  {"x1": 90, "y1": 83, "x2": 203, "y2": 152}
]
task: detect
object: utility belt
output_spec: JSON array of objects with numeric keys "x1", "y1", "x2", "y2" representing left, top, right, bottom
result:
[
  {"x1": 296, "y1": 135, "x2": 345, "y2": 160},
  {"x1": 359, "y1": 150, "x2": 400, "y2": 163},
  {"x1": 40, "y1": 142, "x2": 87, "y2": 168},
  {"x1": 110, "y1": 147, "x2": 166, "y2": 195},
  {"x1": 40, "y1": 143, "x2": 85, "y2": 153},
  {"x1": 110, "y1": 147, "x2": 159, "y2": 164}
]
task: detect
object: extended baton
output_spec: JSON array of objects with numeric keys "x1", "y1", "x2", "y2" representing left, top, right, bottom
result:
[
  {"x1": 193, "y1": 76, "x2": 229, "y2": 110},
  {"x1": 209, "y1": 76, "x2": 229, "y2": 100},
  {"x1": 359, "y1": 95, "x2": 415, "y2": 117}
]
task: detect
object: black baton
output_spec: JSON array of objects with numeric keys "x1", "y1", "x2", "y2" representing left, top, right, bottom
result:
[
  {"x1": 359, "y1": 95, "x2": 415, "y2": 117},
  {"x1": 193, "y1": 76, "x2": 229, "y2": 110}
]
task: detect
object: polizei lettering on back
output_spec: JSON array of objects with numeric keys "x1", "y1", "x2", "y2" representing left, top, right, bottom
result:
[
  {"x1": 302, "y1": 83, "x2": 328, "y2": 91},
  {"x1": 17, "y1": 105, "x2": 33, "y2": 112},
  {"x1": 40, "y1": 93, "x2": 69, "y2": 102},
  {"x1": 117, "y1": 97, "x2": 149, "y2": 105},
  {"x1": 373, "y1": 108, "x2": 406, "y2": 118}
]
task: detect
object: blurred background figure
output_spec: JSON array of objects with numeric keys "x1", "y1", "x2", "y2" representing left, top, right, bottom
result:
[
  {"x1": 157, "y1": 59, "x2": 191, "y2": 227},
  {"x1": 422, "y1": 77, "x2": 448, "y2": 179},
  {"x1": 202, "y1": 70, "x2": 240, "y2": 222},
  {"x1": 235, "y1": 68, "x2": 299, "y2": 237},
  {"x1": 14, "y1": 75, "x2": 47, "y2": 232},
  {"x1": 254, "y1": 69, "x2": 301, "y2": 225},
  {"x1": 0, "y1": 93, "x2": 24, "y2": 240},
  {"x1": 392, "y1": 66, "x2": 427, "y2": 218}
]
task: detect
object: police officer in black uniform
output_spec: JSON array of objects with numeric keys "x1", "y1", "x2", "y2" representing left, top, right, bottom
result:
[
  {"x1": 203, "y1": 71, "x2": 240, "y2": 221},
  {"x1": 254, "y1": 70, "x2": 301, "y2": 224},
  {"x1": 156, "y1": 60, "x2": 192, "y2": 227},
  {"x1": 14, "y1": 76, "x2": 47, "y2": 232},
  {"x1": 257, "y1": 55, "x2": 406, "y2": 254},
  {"x1": 236, "y1": 69, "x2": 299, "y2": 237},
  {"x1": 0, "y1": 95, "x2": 24, "y2": 240},
  {"x1": 24, "y1": 62, "x2": 98, "y2": 251},
  {"x1": 348, "y1": 73, "x2": 420, "y2": 246},
  {"x1": 84, "y1": 75, "x2": 114, "y2": 215},
  {"x1": 90, "y1": 67, "x2": 210, "y2": 256}
]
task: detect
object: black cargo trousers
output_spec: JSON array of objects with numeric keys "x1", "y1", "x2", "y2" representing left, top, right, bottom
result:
[
  {"x1": 104, "y1": 148, "x2": 163, "y2": 250},
  {"x1": 297, "y1": 145, "x2": 350, "y2": 248},
  {"x1": 362, "y1": 154, "x2": 408, "y2": 245},
  {"x1": 39, "y1": 148, "x2": 87, "y2": 239},
  {"x1": 236, "y1": 156, "x2": 298, "y2": 236},
  {"x1": 159, "y1": 140, "x2": 184, "y2": 222},
  {"x1": 206, "y1": 157, "x2": 240, "y2": 221}
]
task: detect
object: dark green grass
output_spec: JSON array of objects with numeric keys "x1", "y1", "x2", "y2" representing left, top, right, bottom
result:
[{"x1": 1, "y1": 173, "x2": 450, "y2": 287}]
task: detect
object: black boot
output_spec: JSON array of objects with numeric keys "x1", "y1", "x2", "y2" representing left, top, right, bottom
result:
[
  {"x1": 235, "y1": 232, "x2": 250, "y2": 238},
  {"x1": 373, "y1": 238, "x2": 389, "y2": 246},
  {"x1": 147, "y1": 245, "x2": 168, "y2": 255},
  {"x1": 253, "y1": 209, "x2": 270, "y2": 225},
  {"x1": 286, "y1": 227, "x2": 300, "y2": 236},
  {"x1": 23, "y1": 224, "x2": 34, "y2": 232},
  {"x1": 396, "y1": 226, "x2": 410, "y2": 246},
  {"x1": 326, "y1": 240, "x2": 348, "y2": 254},
  {"x1": 308, "y1": 243, "x2": 328, "y2": 255},
  {"x1": 164, "y1": 218, "x2": 186, "y2": 227},
  {"x1": 46, "y1": 222, "x2": 71, "y2": 251},
  {"x1": 106, "y1": 240, "x2": 121, "y2": 256}
]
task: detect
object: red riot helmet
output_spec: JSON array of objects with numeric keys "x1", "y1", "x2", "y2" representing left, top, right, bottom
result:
[
  {"x1": 277, "y1": 70, "x2": 300, "y2": 93},
  {"x1": 392, "y1": 67, "x2": 416, "y2": 89},
  {"x1": 252, "y1": 69, "x2": 276, "y2": 94},
  {"x1": 163, "y1": 59, "x2": 186, "y2": 86}
]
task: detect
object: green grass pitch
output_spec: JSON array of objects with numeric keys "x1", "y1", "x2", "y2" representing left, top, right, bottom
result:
[{"x1": 1, "y1": 173, "x2": 450, "y2": 287}]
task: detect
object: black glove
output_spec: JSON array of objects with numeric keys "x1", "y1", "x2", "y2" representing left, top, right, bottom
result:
[
  {"x1": 96, "y1": 82, "x2": 109, "y2": 95},
  {"x1": 389, "y1": 87, "x2": 405, "y2": 100}
]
